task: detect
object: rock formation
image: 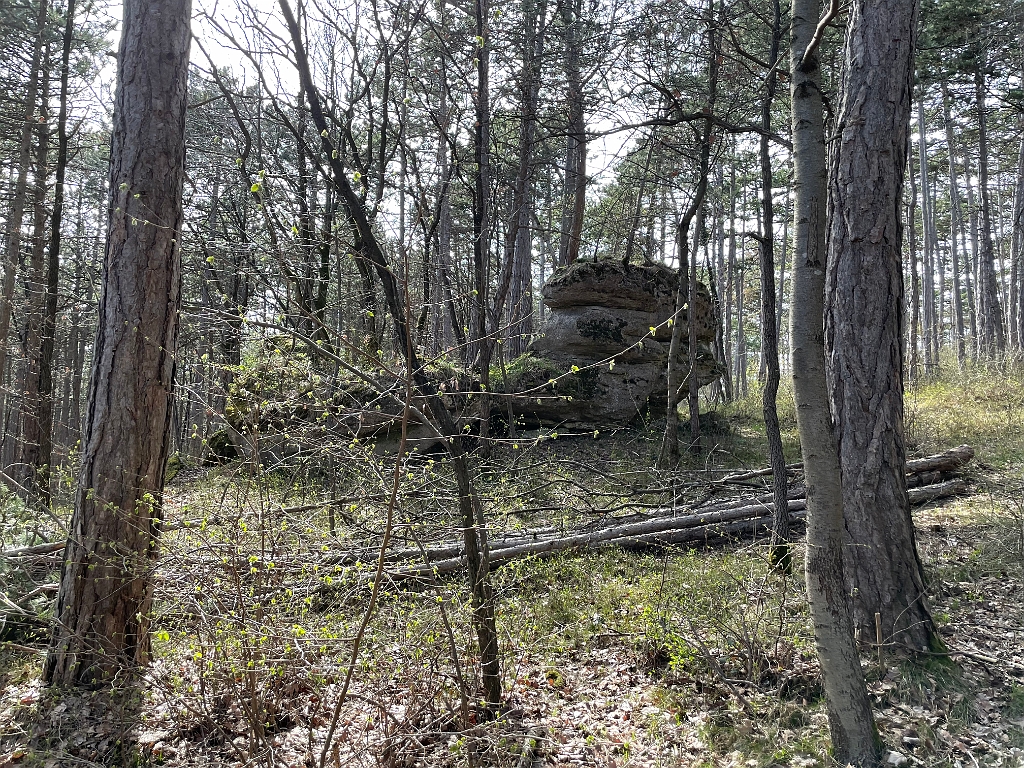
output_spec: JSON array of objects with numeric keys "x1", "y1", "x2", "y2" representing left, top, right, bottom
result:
[{"x1": 501, "y1": 260, "x2": 722, "y2": 426}]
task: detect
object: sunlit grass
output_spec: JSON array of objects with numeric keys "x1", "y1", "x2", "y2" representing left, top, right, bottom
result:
[{"x1": 906, "y1": 360, "x2": 1024, "y2": 467}]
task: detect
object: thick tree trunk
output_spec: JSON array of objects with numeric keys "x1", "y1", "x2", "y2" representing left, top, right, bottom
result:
[
  {"x1": 824, "y1": 0, "x2": 936, "y2": 658},
  {"x1": 44, "y1": 0, "x2": 192, "y2": 686},
  {"x1": 789, "y1": 0, "x2": 880, "y2": 762}
]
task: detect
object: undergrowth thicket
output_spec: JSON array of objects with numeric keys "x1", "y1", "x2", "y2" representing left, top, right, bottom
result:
[{"x1": 1, "y1": 362, "x2": 1022, "y2": 767}]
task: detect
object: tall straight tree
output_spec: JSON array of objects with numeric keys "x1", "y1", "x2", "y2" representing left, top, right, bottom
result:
[
  {"x1": 17, "y1": 0, "x2": 77, "y2": 508},
  {"x1": 757, "y1": 0, "x2": 790, "y2": 567},
  {"x1": 0, "y1": 0, "x2": 49, "y2": 457},
  {"x1": 788, "y1": 0, "x2": 880, "y2": 763},
  {"x1": 824, "y1": 0, "x2": 937, "y2": 654},
  {"x1": 45, "y1": 0, "x2": 192, "y2": 685}
]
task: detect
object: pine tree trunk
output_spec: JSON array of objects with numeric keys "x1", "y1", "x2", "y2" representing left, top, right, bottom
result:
[
  {"x1": 44, "y1": 0, "x2": 192, "y2": 686},
  {"x1": 907, "y1": 154, "x2": 921, "y2": 381},
  {"x1": 974, "y1": 60, "x2": 1005, "y2": 356},
  {"x1": 917, "y1": 95, "x2": 937, "y2": 373},
  {"x1": 1012, "y1": 134, "x2": 1024, "y2": 350},
  {"x1": 824, "y1": 0, "x2": 937, "y2": 656},
  {"x1": 15, "y1": 63, "x2": 51, "y2": 504},
  {"x1": 0, "y1": 0, "x2": 49, "y2": 444},
  {"x1": 502, "y1": 0, "x2": 545, "y2": 358},
  {"x1": 556, "y1": 0, "x2": 585, "y2": 267},
  {"x1": 941, "y1": 81, "x2": 966, "y2": 364}
]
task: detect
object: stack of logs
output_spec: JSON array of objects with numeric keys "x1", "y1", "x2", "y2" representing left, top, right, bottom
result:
[
  {"x1": 0, "y1": 445, "x2": 976, "y2": 610},
  {"x1": 370, "y1": 444, "x2": 976, "y2": 583}
]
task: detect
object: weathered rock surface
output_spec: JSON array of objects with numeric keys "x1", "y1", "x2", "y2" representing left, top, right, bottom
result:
[{"x1": 503, "y1": 260, "x2": 722, "y2": 425}]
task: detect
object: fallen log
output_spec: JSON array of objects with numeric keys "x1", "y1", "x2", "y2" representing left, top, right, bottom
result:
[
  {"x1": 905, "y1": 445, "x2": 974, "y2": 474},
  {"x1": 713, "y1": 445, "x2": 974, "y2": 485},
  {"x1": 371, "y1": 478, "x2": 970, "y2": 582},
  {"x1": 907, "y1": 478, "x2": 968, "y2": 505}
]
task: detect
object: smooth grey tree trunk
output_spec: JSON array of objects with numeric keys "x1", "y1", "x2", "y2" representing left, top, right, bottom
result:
[
  {"x1": 45, "y1": 0, "x2": 192, "y2": 686},
  {"x1": 789, "y1": 0, "x2": 880, "y2": 763},
  {"x1": 824, "y1": 0, "x2": 937, "y2": 658}
]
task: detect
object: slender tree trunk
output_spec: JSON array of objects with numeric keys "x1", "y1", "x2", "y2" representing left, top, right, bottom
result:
[
  {"x1": 714, "y1": 165, "x2": 734, "y2": 400},
  {"x1": 657, "y1": 4, "x2": 716, "y2": 468},
  {"x1": 825, "y1": 0, "x2": 937, "y2": 657},
  {"x1": 502, "y1": 0, "x2": 546, "y2": 359},
  {"x1": 30, "y1": 0, "x2": 77, "y2": 503},
  {"x1": 917, "y1": 94, "x2": 937, "y2": 373},
  {"x1": 45, "y1": 0, "x2": 192, "y2": 686},
  {"x1": 279, "y1": 0, "x2": 502, "y2": 706},
  {"x1": 0, "y1": 0, "x2": 50, "y2": 449},
  {"x1": 1012, "y1": 134, "x2": 1024, "y2": 350},
  {"x1": 789, "y1": 0, "x2": 880, "y2": 762},
  {"x1": 556, "y1": 0, "x2": 585, "y2": 267},
  {"x1": 15, "y1": 61, "x2": 51, "y2": 504},
  {"x1": 941, "y1": 81, "x2": 966, "y2": 364},
  {"x1": 908, "y1": 152, "x2": 921, "y2": 382},
  {"x1": 472, "y1": 0, "x2": 496, "y2": 456},
  {"x1": 974, "y1": 60, "x2": 1005, "y2": 356},
  {"x1": 758, "y1": 0, "x2": 789, "y2": 567}
]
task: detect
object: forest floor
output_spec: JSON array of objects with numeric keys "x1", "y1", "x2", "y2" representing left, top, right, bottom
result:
[{"x1": 1, "y1": 366, "x2": 1024, "y2": 768}]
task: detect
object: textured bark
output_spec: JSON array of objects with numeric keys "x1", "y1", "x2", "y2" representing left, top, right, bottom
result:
[
  {"x1": 824, "y1": 0, "x2": 936, "y2": 656},
  {"x1": 789, "y1": 0, "x2": 880, "y2": 763},
  {"x1": 44, "y1": 0, "x2": 192, "y2": 686}
]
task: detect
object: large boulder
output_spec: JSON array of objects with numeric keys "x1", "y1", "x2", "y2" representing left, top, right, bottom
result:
[{"x1": 503, "y1": 260, "x2": 722, "y2": 426}]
